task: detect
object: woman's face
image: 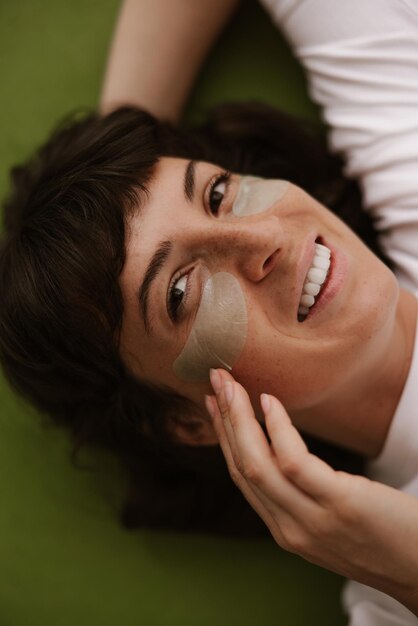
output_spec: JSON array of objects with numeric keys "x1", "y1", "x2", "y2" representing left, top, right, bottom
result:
[{"x1": 119, "y1": 157, "x2": 398, "y2": 442}]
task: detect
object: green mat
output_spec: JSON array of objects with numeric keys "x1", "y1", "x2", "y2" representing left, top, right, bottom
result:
[{"x1": 0, "y1": 2, "x2": 345, "y2": 624}]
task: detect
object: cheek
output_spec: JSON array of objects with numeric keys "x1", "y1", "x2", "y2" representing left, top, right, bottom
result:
[
  {"x1": 231, "y1": 335, "x2": 310, "y2": 410},
  {"x1": 232, "y1": 338, "x2": 340, "y2": 412},
  {"x1": 229, "y1": 306, "x2": 298, "y2": 404},
  {"x1": 231, "y1": 268, "x2": 399, "y2": 412},
  {"x1": 230, "y1": 315, "x2": 354, "y2": 412}
]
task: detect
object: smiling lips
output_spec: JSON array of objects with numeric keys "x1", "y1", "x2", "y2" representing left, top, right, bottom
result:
[{"x1": 298, "y1": 242, "x2": 331, "y2": 322}]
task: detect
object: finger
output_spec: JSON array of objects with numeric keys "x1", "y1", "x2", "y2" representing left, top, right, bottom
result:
[
  {"x1": 205, "y1": 393, "x2": 286, "y2": 541},
  {"x1": 206, "y1": 384, "x2": 269, "y2": 512},
  {"x1": 207, "y1": 375, "x2": 323, "y2": 546},
  {"x1": 208, "y1": 369, "x2": 248, "y2": 474},
  {"x1": 209, "y1": 369, "x2": 278, "y2": 496},
  {"x1": 262, "y1": 393, "x2": 340, "y2": 502},
  {"x1": 211, "y1": 370, "x2": 315, "y2": 517}
]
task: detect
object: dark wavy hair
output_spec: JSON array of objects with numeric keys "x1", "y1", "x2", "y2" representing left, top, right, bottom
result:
[{"x1": 0, "y1": 102, "x2": 390, "y2": 537}]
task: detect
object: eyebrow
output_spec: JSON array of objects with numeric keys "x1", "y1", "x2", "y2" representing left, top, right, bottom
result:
[
  {"x1": 138, "y1": 240, "x2": 172, "y2": 335},
  {"x1": 184, "y1": 159, "x2": 196, "y2": 202}
]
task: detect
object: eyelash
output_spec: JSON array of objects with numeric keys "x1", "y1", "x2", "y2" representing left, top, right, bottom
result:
[
  {"x1": 167, "y1": 269, "x2": 192, "y2": 322},
  {"x1": 208, "y1": 170, "x2": 231, "y2": 215}
]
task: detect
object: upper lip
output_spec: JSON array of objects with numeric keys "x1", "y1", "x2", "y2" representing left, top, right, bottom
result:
[{"x1": 294, "y1": 232, "x2": 318, "y2": 318}]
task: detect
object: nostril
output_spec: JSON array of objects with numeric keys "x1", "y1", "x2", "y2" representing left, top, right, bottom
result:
[{"x1": 263, "y1": 250, "x2": 278, "y2": 271}]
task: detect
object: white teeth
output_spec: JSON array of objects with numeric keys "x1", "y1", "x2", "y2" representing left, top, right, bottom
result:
[
  {"x1": 315, "y1": 243, "x2": 331, "y2": 258},
  {"x1": 300, "y1": 294, "x2": 315, "y2": 308},
  {"x1": 298, "y1": 242, "x2": 332, "y2": 321},
  {"x1": 307, "y1": 267, "x2": 327, "y2": 284},
  {"x1": 312, "y1": 256, "x2": 330, "y2": 271},
  {"x1": 304, "y1": 282, "x2": 321, "y2": 297}
]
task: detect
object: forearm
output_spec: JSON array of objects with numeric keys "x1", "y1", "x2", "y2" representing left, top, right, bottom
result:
[{"x1": 99, "y1": 0, "x2": 240, "y2": 121}]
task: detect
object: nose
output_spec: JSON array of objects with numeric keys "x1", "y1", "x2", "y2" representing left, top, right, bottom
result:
[{"x1": 199, "y1": 215, "x2": 283, "y2": 283}]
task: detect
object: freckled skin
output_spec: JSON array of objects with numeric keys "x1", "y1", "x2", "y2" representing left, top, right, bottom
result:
[{"x1": 119, "y1": 157, "x2": 412, "y2": 452}]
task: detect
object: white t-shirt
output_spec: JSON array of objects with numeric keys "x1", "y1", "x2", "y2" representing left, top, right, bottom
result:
[{"x1": 258, "y1": 1, "x2": 418, "y2": 624}]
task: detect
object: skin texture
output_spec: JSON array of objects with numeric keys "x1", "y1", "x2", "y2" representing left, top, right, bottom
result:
[
  {"x1": 205, "y1": 367, "x2": 418, "y2": 617},
  {"x1": 119, "y1": 156, "x2": 416, "y2": 453}
]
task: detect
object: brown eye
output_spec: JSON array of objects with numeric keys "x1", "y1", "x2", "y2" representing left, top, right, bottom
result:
[
  {"x1": 168, "y1": 274, "x2": 188, "y2": 321},
  {"x1": 208, "y1": 172, "x2": 231, "y2": 215}
]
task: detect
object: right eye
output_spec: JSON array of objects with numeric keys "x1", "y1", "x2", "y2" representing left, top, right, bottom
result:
[
  {"x1": 167, "y1": 273, "x2": 189, "y2": 322},
  {"x1": 208, "y1": 171, "x2": 231, "y2": 215}
]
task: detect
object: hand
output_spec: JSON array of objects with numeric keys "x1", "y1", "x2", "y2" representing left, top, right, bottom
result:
[{"x1": 205, "y1": 368, "x2": 418, "y2": 615}]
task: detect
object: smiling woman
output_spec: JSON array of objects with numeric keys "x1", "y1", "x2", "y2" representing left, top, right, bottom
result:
[
  {"x1": 0, "y1": 101, "x2": 378, "y2": 535},
  {"x1": 2, "y1": 0, "x2": 418, "y2": 622},
  {"x1": 118, "y1": 149, "x2": 411, "y2": 460}
]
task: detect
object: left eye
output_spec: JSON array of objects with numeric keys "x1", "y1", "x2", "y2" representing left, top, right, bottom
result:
[
  {"x1": 209, "y1": 172, "x2": 230, "y2": 215},
  {"x1": 168, "y1": 274, "x2": 188, "y2": 321}
]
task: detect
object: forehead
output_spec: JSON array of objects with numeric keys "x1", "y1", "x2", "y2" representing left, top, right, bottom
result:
[{"x1": 143, "y1": 156, "x2": 190, "y2": 206}]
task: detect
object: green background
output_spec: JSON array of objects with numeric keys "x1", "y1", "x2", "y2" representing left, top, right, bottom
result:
[{"x1": 0, "y1": 2, "x2": 345, "y2": 625}]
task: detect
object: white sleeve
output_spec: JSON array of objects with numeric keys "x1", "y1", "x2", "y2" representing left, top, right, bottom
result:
[
  {"x1": 259, "y1": 0, "x2": 418, "y2": 292},
  {"x1": 342, "y1": 581, "x2": 418, "y2": 626}
]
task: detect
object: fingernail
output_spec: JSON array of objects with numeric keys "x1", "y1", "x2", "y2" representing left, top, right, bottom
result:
[
  {"x1": 210, "y1": 368, "x2": 221, "y2": 394},
  {"x1": 204, "y1": 394, "x2": 215, "y2": 418},
  {"x1": 224, "y1": 381, "x2": 234, "y2": 406},
  {"x1": 260, "y1": 393, "x2": 271, "y2": 413}
]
